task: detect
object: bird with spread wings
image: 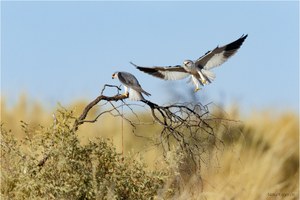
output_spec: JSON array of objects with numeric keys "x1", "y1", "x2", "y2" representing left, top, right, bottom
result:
[
  {"x1": 130, "y1": 34, "x2": 248, "y2": 92},
  {"x1": 112, "y1": 71, "x2": 151, "y2": 101}
]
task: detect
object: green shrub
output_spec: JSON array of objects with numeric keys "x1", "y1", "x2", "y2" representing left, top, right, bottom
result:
[{"x1": 1, "y1": 109, "x2": 167, "y2": 199}]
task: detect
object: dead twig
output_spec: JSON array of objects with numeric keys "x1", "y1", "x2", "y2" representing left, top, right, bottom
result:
[
  {"x1": 39, "y1": 84, "x2": 228, "y2": 175},
  {"x1": 72, "y1": 84, "x2": 127, "y2": 131}
]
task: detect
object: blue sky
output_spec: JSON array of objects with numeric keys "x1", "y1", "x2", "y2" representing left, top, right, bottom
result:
[{"x1": 1, "y1": 1, "x2": 299, "y2": 114}]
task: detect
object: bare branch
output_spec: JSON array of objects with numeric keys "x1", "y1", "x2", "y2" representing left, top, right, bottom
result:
[
  {"x1": 72, "y1": 84, "x2": 127, "y2": 131},
  {"x1": 38, "y1": 83, "x2": 231, "y2": 174}
]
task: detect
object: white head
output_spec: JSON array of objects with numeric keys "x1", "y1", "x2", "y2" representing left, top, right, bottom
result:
[
  {"x1": 183, "y1": 60, "x2": 194, "y2": 71},
  {"x1": 112, "y1": 72, "x2": 119, "y2": 79}
]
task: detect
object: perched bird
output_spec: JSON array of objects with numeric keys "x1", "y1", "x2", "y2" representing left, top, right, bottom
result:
[
  {"x1": 112, "y1": 71, "x2": 151, "y2": 101},
  {"x1": 131, "y1": 34, "x2": 248, "y2": 92}
]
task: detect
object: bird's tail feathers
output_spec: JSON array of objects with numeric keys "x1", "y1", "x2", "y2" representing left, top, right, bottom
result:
[
  {"x1": 201, "y1": 69, "x2": 216, "y2": 83},
  {"x1": 142, "y1": 90, "x2": 151, "y2": 96},
  {"x1": 129, "y1": 89, "x2": 144, "y2": 101}
]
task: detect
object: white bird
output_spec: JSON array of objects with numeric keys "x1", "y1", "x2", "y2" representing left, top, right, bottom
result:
[
  {"x1": 112, "y1": 71, "x2": 151, "y2": 101},
  {"x1": 130, "y1": 34, "x2": 248, "y2": 92}
]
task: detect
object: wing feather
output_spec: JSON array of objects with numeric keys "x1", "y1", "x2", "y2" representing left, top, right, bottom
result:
[
  {"x1": 118, "y1": 71, "x2": 151, "y2": 97},
  {"x1": 130, "y1": 62, "x2": 189, "y2": 80},
  {"x1": 118, "y1": 71, "x2": 140, "y2": 87},
  {"x1": 195, "y1": 34, "x2": 248, "y2": 70}
]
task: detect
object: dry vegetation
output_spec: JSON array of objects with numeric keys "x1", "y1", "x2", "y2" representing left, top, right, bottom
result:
[{"x1": 1, "y1": 94, "x2": 299, "y2": 199}]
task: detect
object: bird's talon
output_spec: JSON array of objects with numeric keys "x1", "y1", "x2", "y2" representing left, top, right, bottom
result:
[
  {"x1": 194, "y1": 88, "x2": 201, "y2": 92},
  {"x1": 122, "y1": 93, "x2": 129, "y2": 97}
]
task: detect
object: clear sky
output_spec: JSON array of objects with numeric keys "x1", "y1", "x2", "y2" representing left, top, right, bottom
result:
[{"x1": 1, "y1": 1, "x2": 299, "y2": 114}]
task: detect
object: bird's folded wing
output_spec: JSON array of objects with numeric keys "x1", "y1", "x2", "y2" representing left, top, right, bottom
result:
[
  {"x1": 118, "y1": 71, "x2": 139, "y2": 86},
  {"x1": 130, "y1": 62, "x2": 189, "y2": 80},
  {"x1": 129, "y1": 85, "x2": 151, "y2": 97},
  {"x1": 195, "y1": 34, "x2": 248, "y2": 70}
]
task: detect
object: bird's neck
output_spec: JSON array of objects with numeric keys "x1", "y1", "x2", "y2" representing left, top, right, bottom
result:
[{"x1": 183, "y1": 62, "x2": 196, "y2": 72}]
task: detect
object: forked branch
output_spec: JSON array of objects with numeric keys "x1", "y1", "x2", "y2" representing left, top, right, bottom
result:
[
  {"x1": 72, "y1": 84, "x2": 127, "y2": 131},
  {"x1": 39, "y1": 84, "x2": 224, "y2": 169},
  {"x1": 72, "y1": 85, "x2": 223, "y2": 161}
]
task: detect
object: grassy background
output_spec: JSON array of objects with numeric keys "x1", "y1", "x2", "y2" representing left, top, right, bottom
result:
[{"x1": 1, "y1": 94, "x2": 299, "y2": 199}]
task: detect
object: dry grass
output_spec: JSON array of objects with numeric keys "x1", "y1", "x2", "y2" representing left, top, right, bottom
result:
[
  {"x1": 1, "y1": 95, "x2": 299, "y2": 199},
  {"x1": 199, "y1": 112, "x2": 299, "y2": 200}
]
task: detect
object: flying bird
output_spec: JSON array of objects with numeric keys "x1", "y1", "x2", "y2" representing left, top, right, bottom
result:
[
  {"x1": 112, "y1": 71, "x2": 151, "y2": 101},
  {"x1": 130, "y1": 34, "x2": 248, "y2": 92}
]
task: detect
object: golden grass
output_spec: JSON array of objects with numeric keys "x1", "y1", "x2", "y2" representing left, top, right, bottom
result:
[
  {"x1": 199, "y1": 112, "x2": 299, "y2": 200},
  {"x1": 1, "y1": 95, "x2": 299, "y2": 199}
]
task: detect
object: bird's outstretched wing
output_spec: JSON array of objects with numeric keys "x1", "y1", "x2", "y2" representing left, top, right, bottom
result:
[
  {"x1": 130, "y1": 62, "x2": 190, "y2": 80},
  {"x1": 195, "y1": 34, "x2": 248, "y2": 70}
]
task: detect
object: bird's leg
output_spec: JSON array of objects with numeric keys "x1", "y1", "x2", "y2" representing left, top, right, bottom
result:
[
  {"x1": 201, "y1": 79, "x2": 208, "y2": 85},
  {"x1": 123, "y1": 86, "x2": 129, "y2": 97},
  {"x1": 192, "y1": 76, "x2": 201, "y2": 92},
  {"x1": 198, "y1": 71, "x2": 208, "y2": 85}
]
